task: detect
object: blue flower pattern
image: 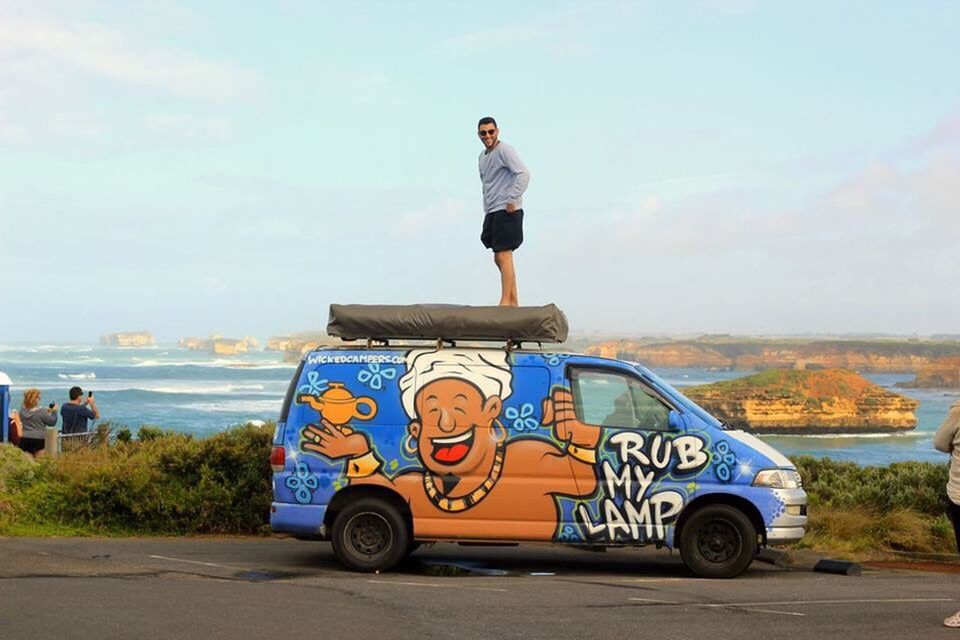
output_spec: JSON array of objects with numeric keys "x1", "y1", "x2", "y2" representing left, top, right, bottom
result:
[
  {"x1": 505, "y1": 403, "x2": 539, "y2": 432},
  {"x1": 357, "y1": 363, "x2": 397, "y2": 390},
  {"x1": 558, "y1": 524, "x2": 581, "y2": 541},
  {"x1": 544, "y1": 353, "x2": 571, "y2": 367},
  {"x1": 285, "y1": 462, "x2": 320, "y2": 504},
  {"x1": 298, "y1": 371, "x2": 329, "y2": 396},
  {"x1": 712, "y1": 440, "x2": 736, "y2": 483}
]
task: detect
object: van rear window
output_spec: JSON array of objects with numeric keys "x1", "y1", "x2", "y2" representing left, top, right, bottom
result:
[{"x1": 279, "y1": 358, "x2": 307, "y2": 424}]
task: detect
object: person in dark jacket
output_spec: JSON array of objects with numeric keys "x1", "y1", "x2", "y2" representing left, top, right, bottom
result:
[
  {"x1": 60, "y1": 386, "x2": 99, "y2": 434},
  {"x1": 18, "y1": 388, "x2": 57, "y2": 457}
]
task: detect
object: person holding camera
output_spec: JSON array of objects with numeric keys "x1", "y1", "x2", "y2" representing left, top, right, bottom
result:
[
  {"x1": 18, "y1": 388, "x2": 58, "y2": 457},
  {"x1": 60, "y1": 386, "x2": 99, "y2": 434}
]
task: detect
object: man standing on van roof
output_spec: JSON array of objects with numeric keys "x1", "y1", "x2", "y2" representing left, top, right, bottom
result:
[{"x1": 477, "y1": 116, "x2": 530, "y2": 307}]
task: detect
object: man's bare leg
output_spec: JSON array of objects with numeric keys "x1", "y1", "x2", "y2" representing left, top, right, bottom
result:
[{"x1": 494, "y1": 250, "x2": 519, "y2": 306}]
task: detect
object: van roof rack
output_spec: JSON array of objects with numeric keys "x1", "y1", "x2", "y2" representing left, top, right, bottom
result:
[{"x1": 327, "y1": 304, "x2": 569, "y2": 346}]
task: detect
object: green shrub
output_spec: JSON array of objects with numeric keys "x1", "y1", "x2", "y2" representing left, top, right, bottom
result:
[
  {"x1": 1, "y1": 423, "x2": 274, "y2": 535},
  {"x1": 137, "y1": 425, "x2": 180, "y2": 442},
  {"x1": 794, "y1": 456, "x2": 949, "y2": 517},
  {"x1": 1, "y1": 430, "x2": 956, "y2": 553}
]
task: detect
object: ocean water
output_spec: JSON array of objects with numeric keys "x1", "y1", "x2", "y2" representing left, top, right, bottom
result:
[
  {"x1": 0, "y1": 344, "x2": 293, "y2": 435},
  {"x1": 1, "y1": 345, "x2": 956, "y2": 466}
]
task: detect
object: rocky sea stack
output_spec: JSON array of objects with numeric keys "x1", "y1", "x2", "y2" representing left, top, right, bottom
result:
[
  {"x1": 684, "y1": 368, "x2": 918, "y2": 434},
  {"x1": 99, "y1": 331, "x2": 155, "y2": 347}
]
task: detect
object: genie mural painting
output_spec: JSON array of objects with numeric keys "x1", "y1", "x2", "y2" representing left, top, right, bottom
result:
[{"x1": 299, "y1": 348, "x2": 599, "y2": 540}]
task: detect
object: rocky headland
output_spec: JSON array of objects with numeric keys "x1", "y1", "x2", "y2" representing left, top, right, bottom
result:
[
  {"x1": 99, "y1": 331, "x2": 155, "y2": 347},
  {"x1": 265, "y1": 333, "x2": 337, "y2": 363},
  {"x1": 683, "y1": 369, "x2": 918, "y2": 434},
  {"x1": 177, "y1": 335, "x2": 259, "y2": 356},
  {"x1": 587, "y1": 337, "x2": 960, "y2": 373},
  {"x1": 898, "y1": 357, "x2": 960, "y2": 389}
]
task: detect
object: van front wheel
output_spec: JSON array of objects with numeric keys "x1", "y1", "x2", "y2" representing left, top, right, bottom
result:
[
  {"x1": 331, "y1": 497, "x2": 409, "y2": 572},
  {"x1": 679, "y1": 505, "x2": 757, "y2": 579}
]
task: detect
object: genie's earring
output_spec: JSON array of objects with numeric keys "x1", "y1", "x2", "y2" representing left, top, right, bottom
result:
[
  {"x1": 403, "y1": 434, "x2": 418, "y2": 455},
  {"x1": 492, "y1": 419, "x2": 507, "y2": 444}
]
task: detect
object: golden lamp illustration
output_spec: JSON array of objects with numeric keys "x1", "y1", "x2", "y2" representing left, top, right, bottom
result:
[{"x1": 298, "y1": 383, "x2": 378, "y2": 433}]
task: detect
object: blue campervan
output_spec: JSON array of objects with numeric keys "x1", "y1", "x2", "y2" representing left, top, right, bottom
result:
[{"x1": 271, "y1": 305, "x2": 806, "y2": 578}]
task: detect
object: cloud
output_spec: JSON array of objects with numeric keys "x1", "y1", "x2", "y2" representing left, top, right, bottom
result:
[
  {"x1": 0, "y1": 7, "x2": 258, "y2": 147},
  {"x1": 902, "y1": 107, "x2": 960, "y2": 156},
  {"x1": 141, "y1": 113, "x2": 233, "y2": 143},
  {"x1": 0, "y1": 15, "x2": 259, "y2": 102},
  {"x1": 446, "y1": 10, "x2": 592, "y2": 57}
]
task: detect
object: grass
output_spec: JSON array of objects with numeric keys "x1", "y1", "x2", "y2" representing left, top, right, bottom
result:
[
  {"x1": 1, "y1": 428, "x2": 957, "y2": 563},
  {"x1": 0, "y1": 422, "x2": 273, "y2": 536},
  {"x1": 797, "y1": 507, "x2": 955, "y2": 558}
]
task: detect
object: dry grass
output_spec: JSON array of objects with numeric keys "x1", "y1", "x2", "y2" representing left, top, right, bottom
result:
[{"x1": 797, "y1": 506, "x2": 955, "y2": 558}]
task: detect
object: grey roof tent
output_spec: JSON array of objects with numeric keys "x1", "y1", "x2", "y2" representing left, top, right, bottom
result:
[{"x1": 327, "y1": 304, "x2": 569, "y2": 344}]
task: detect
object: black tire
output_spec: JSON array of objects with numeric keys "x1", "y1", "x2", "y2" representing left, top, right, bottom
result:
[
  {"x1": 331, "y1": 497, "x2": 409, "y2": 572},
  {"x1": 678, "y1": 504, "x2": 758, "y2": 579}
]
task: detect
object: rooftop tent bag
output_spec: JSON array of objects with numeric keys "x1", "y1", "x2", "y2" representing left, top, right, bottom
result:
[{"x1": 327, "y1": 304, "x2": 570, "y2": 344}]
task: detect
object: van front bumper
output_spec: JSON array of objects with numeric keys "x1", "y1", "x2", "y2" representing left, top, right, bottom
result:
[
  {"x1": 765, "y1": 526, "x2": 805, "y2": 544},
  {"x1": 765, "y1": 488, "x2": 807, "y2": 545},
  {"x1": 270, "y1": 502, "x2": 328, "y2": 537}
]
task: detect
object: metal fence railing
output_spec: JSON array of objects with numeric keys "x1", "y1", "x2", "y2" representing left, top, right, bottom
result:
[
  {"x1": 57, "y1": 431, "x2": 99, "y2": 454},
  {"x1": 49, "y1": 424, "x2": 116, "y2": 456}
]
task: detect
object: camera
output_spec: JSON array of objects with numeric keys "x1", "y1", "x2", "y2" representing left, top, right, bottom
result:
[
  {"x1": 48, "y1": 402, "x2": 55, "y2": 409},
  {"x1": 88, "y1": 391, "x2": 93, "y2": 398}
]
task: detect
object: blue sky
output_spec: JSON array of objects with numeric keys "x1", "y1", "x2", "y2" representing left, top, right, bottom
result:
[{"x1": 1, "y1": 0, "x2": 958, "y2": 341}]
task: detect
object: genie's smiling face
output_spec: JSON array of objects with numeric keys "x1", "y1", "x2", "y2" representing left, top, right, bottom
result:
[{"x1": 408, "y1": 378, "x2": 502, "y2": 479}]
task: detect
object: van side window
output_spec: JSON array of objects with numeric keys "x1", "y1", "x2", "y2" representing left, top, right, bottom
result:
[{"x1": 570, "y1": 369, "x2": 673, "y2": 431}]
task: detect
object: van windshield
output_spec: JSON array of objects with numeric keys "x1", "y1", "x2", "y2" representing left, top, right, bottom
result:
[{"x1": 633, "y1": 364, "x2": 725, "y2": 429}]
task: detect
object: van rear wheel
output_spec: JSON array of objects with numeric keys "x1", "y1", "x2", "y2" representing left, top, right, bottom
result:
[
  {"x1": 679, "y1": 504, "x2": 757, "y2": 579},
  {"x1": 331, "y1": 497, "x2": 409, "y2": 572}
]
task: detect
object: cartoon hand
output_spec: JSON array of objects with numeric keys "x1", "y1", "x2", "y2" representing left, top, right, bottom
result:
[
  {"x1": 301, "y1": 419, "x2": 370, "y2": 459},
  {"x1": 542, "y1": 388, "x2": 601, "y2": 448}
]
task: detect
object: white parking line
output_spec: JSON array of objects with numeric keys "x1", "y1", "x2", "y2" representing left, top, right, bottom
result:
[
  {"x1": 620, "y1": 578, "x2": 692, "y2": 583},
  {"x1": 699, "y1": 598, "x2": 954, "y2": 608},
  {"x1": 739, "y1": 608, "x2": 805, "y2": 617},
  {"x1": 367, "y1": 579, "x2": 507, "y2": 593},
  {"x1": 625, "y1": 597, "x2": 953, "y2": 617},
  {"x1": 148, "y1": 555, "x2": 245, "y2": 570},
  {"x1": 628, "y1": 597, "x2": 679, "y2": 604}
]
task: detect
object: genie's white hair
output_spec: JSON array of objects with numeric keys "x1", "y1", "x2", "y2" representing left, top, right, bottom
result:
[{"x1": 399, "y1": 349, "x2": 513, "y2": 419}]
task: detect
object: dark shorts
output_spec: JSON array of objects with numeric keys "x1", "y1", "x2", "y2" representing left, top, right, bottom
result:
[
  {"x1": 480, "y1": 209, "x2": 524, "y2": 252},
  {"x1": 18, "y1": 437, "x2": 45, "y2": 455}
]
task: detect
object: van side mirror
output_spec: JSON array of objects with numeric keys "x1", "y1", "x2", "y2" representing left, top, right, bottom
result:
[{"x1": 668, "y1": 410, "x2": 689, "y2": 431}]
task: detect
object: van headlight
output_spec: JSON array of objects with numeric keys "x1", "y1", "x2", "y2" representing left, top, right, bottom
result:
[{"x1": 753, "y1": 469, "x2": 802, "y2": 489}]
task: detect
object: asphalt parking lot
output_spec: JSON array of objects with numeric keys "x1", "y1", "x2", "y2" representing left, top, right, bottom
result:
[{"x1": 1, "y1": 537, "x2": 958, "y2": 640}]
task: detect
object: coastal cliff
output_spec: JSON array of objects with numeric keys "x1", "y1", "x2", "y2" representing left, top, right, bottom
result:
[
  {"x1": 177, "y1": 336, "x2": 258, "y2": 356},
  {"x1": 898, "y1": 357, "x2": 960, "y2": 389},
  {"x1": 265, "y1": 333, "x2": 336, "y2": 362},
  {"x1": 587, "y1": 338, "x2": 960, "y2": 373},
  {"x1": 684, "y1": 369, "x2": 918, "y2": 434},
  {"x1": 99, "y1": 331, "x2": 155, "y2": 347}
]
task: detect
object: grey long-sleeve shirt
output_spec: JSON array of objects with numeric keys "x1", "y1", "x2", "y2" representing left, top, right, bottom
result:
[
  {"x1": 19, "y1": 406, "x2": 58, "y2": 440},
  {"x1": 933, "y1": 401, "x2": 960, "y2": 505},
  {"x1": 479, "y1": 142, "x2": 530, "y2": 214}
]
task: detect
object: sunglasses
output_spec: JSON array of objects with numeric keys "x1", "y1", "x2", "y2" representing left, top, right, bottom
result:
[{"x1": 478, "y1": 129, "x2": 496, "y2": 137}]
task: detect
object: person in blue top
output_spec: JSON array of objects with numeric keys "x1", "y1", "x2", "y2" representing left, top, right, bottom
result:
[
  {"x1": 60, "y1": 386, "x2": 99, "y2": 434},
  {"x1": 477, "y1": 116, "x2": 530, "y2": 306}
]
